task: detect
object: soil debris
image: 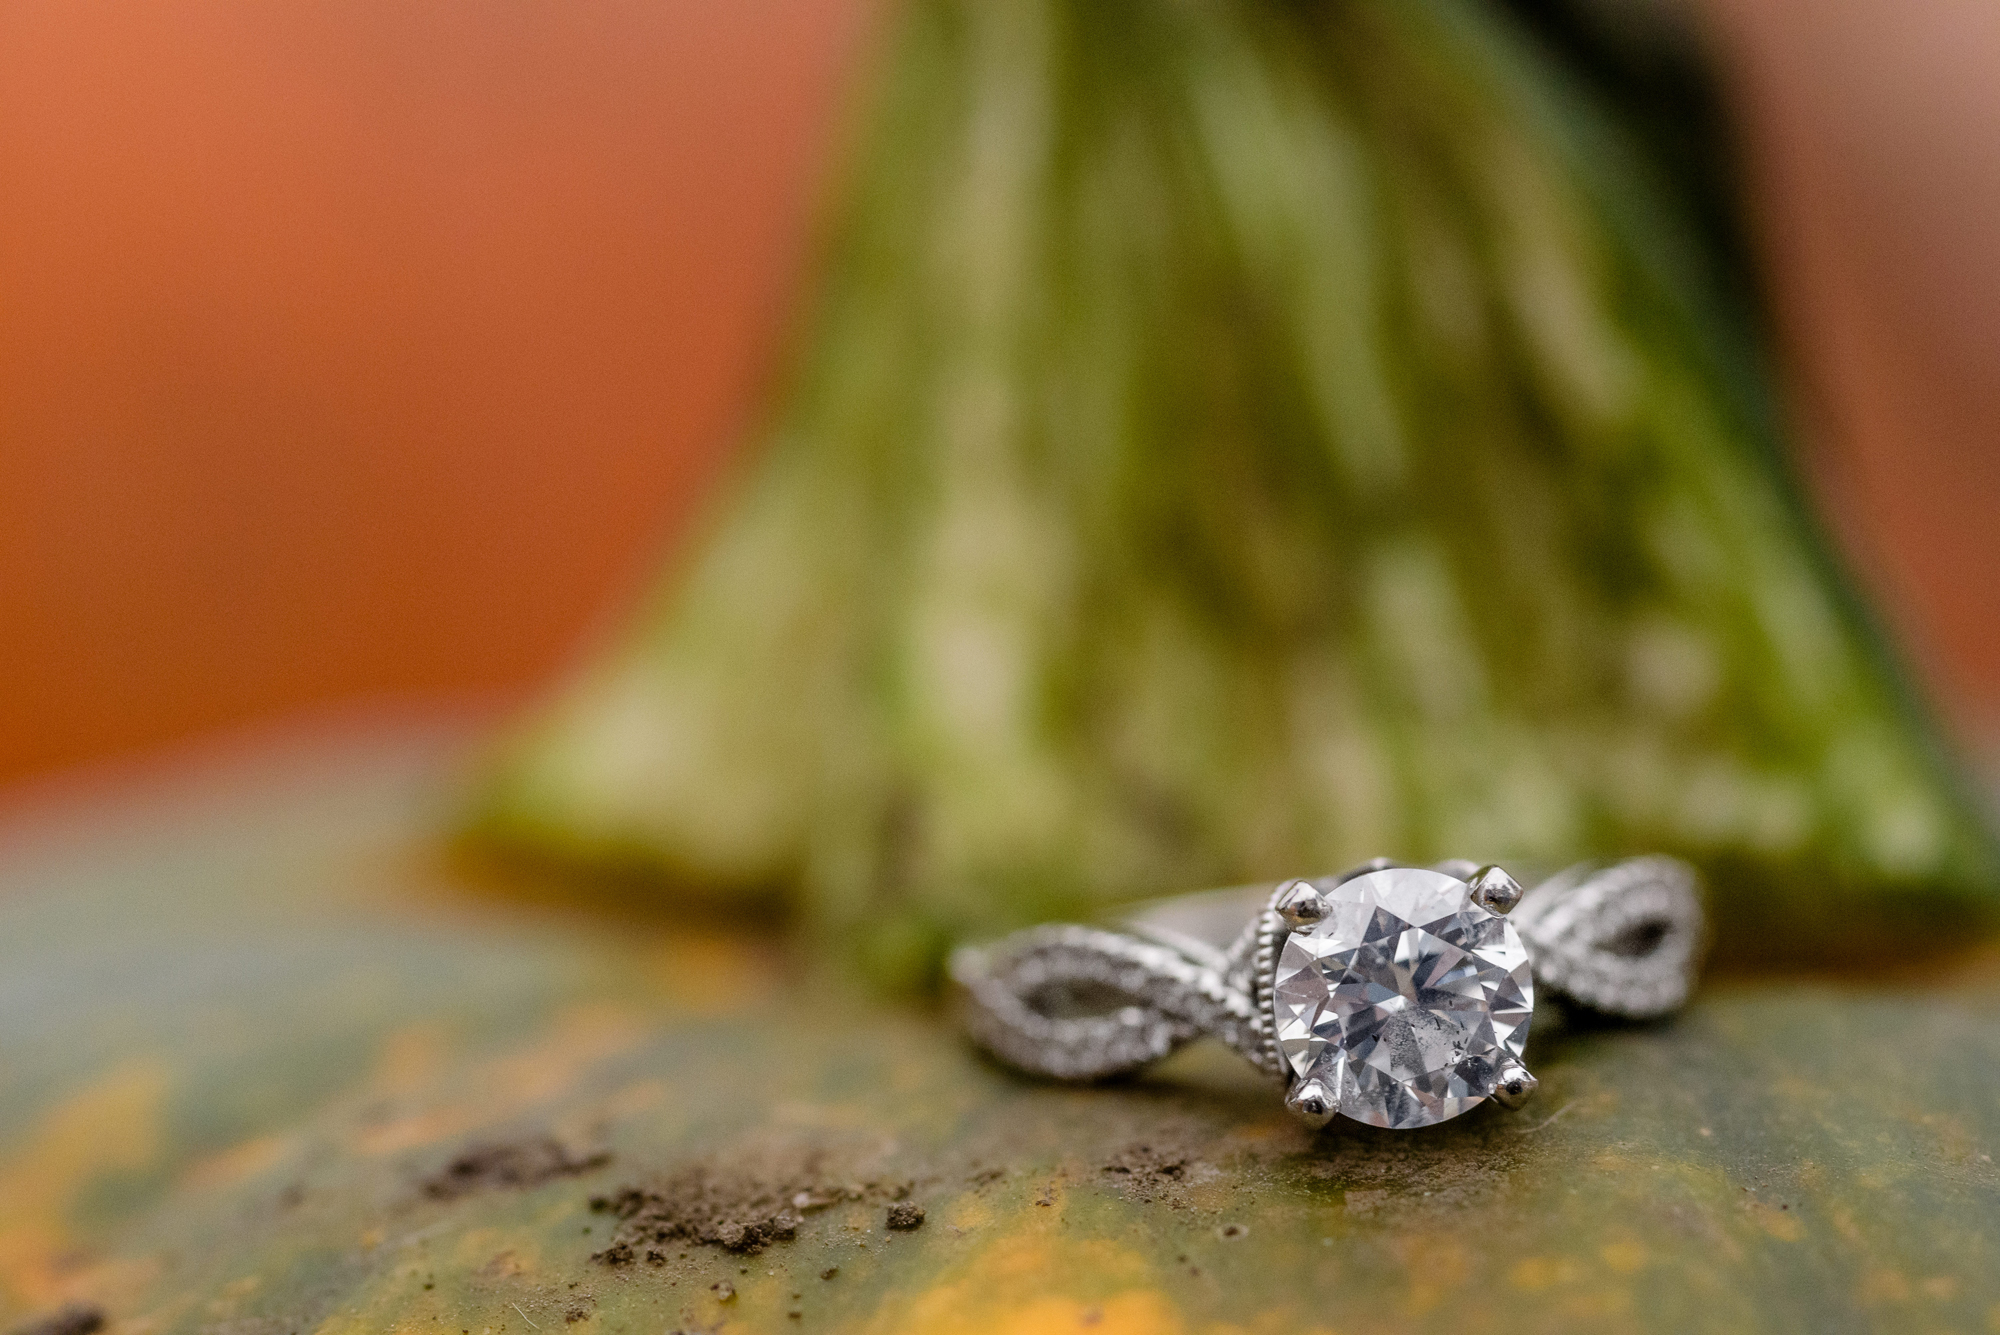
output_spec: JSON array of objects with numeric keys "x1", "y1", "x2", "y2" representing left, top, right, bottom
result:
[
  {"x1": 424, "y1": 1139, "x2": 611, "y2": 1201},
  {"x1": 885, "y1": 1202, "x2": 925, "y2": 1230},
  {"x1": 589, "y1": 1147, "x2": 911, "y2": 1260},
  {"x1": 591, "y1": 1181, "x2": 799, "y2": 1257},
  {"x1": 1100, "y1": 1143, "x2": 1189, "y2": 1203},
  {"x1": 7, "y1": 1306, "x2": 104, "y2": 1335}
]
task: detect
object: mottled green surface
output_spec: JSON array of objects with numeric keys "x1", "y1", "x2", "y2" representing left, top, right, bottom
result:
[
  {"x1": 472, "y1": 0, "x2": 1996, "y2": 973},
  {"x1": 5, "y1": 735, "x2": 2000, "y2": 1335}
]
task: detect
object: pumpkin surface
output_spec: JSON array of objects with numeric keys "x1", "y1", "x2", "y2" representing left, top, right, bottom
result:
[{"x1": 3, "y1": 731, "x2": 1999, "y2": 1335}]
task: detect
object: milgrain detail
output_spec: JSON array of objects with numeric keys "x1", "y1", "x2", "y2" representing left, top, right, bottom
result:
[
  {"x1": 1247, "y1": 907, "x2": 1287, "y2": 1082},
  {"x1": 950, "y1": 925, "x2": 1274, "y2": 1082},
  {"x1": 1512, "y1": 856, "x2": 1706, "y2": 1019}
]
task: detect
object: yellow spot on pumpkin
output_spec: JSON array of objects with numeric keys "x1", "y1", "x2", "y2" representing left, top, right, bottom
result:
[
  {"x1": 0, "y1": 1059, "x2": 168, "y2": 1307},
  {"x1": 1555, "y1": 1286, "x2": 1633, "y2": 1321},
  {"x1": 370, "y1": 1024, "x2": 452, "y2": 1097},
  {"x1": 447, "y1": 1230, "x2": 540, "y2": 1281},
  {"x1": 1746, "y1": 1202, "x2": 1804, "y2": 1242},
  {"x1": 306, "y1": 1302, "x2": 396, "y2": 1335},
  {"x1": 1508, "y1": 1257, "x2": 1561, "y2": 1292},
  {"x1": 206, "y1": 1273, "x2": 264, "y2": 1318},
  {"x1": 869, "y1": 1288, "x2": 1179, "y2": 1335},
  {"x1": 57, "y1": 1252, "x2": 164, "y2": 1322},
  {"x1": 1390, "y1": 1232, "x2": 1469, "y2": 1317},
  {"x1": 353, "y1": 1004, "x2": 646, "y2": 1155},
  {"x1": 180, "y1": 1135, "x2": 290, "y2": 1192},
  {"x1": 845, "y1": 1207, "x2": 1167, "y2": 1334},
  {"x1": 1598, "y1": 1240, "x2": 1647, "y2": 1275},
  {"x1": 1206, "y1": 1318, "x2": 1342, "y2": 1335},
  {"x1": 1859, "y1": 1268, "x2": 1910, "y2": 1304},
  {"x1": 943, "y1": 1192, "x2": 995, "y2": 1232},
  {"x1": 646, "y1": 931, "x2": 771, "y2": 1013}
]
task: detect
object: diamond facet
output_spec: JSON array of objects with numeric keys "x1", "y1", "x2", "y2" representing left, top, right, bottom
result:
[{"x1": 1272, "y1": 867, "x2": 1533, "y2": 1129}]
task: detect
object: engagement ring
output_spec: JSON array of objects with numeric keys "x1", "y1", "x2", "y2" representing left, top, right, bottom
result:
[{"x1": 950, "y1": 857, "x2": 1704, "y2": 1131}]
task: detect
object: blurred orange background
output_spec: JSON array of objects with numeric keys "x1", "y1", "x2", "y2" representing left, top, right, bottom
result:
[{"x1": 1, "y1": 0, "x2": 1996, "y2": 794}]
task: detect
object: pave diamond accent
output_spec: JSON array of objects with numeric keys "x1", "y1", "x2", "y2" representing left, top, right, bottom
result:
[
  {"x1": 1272, "y1": 867, "x2": 1533, "y2": 1129},
  {"x1": 1511, "y1": 855, "x2": 1703, "y2": 1018},
  {"x1": 949, "y1": 925, "x2": 1279, "y2": 1081}
]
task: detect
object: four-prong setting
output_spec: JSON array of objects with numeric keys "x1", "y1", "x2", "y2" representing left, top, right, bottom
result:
[
  {"x1": 1491, "y1": 1061, "x2": 1539, "y2": 1110},
  {"x1": 1468, "y1": 864, "x2": 1524, "y2": 915},
  {"x1": 1271, "y1": 863, "x2": 1535, "y2": 1130},
  {"x1": 1284, "y1": 1076, "x2": 1339, "y2": 1130}
]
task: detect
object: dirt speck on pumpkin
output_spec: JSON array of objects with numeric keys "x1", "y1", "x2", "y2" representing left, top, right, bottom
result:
[
  {"x1": 1100, "y1": 1143, "x2": 1193, "y2": 1203},
  {"x1": 423, "y1": 1139, "x2": 611, "y2": 1201},
  {"x1": 7, "y1": 1307, "x2": 104, "y2": 1335},
  {"x1": 885, "y1": 1201, "x2": 925, "y2": 1230},
  {"x1": 588, "y1": 1145, "x2": 912, "y2": 1260},
  {"x1": 592, "y1": 1241, "x2": 635, "y2": 1266}
]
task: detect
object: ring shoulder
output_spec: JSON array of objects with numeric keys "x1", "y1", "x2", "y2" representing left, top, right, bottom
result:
[
  {"x1": 949, "y1": 922, "x2": 1270, "y2": 1082},
  {"x1": 1514, "y1": 856, "x2": 1707, "y2": 1019}
]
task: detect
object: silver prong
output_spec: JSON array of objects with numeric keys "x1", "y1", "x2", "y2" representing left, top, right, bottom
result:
[
  {"x1": 1285, "y1": 1076, "x2": 1338, "y2": 1130},
  {"x1": 1468, "y1": 865, "x2": 1524, "y2": 915},
  {"x1": 1274, "y1": 879, "x2": 1329, "y2": 929},
  {"x1": 1491, "y1": 1061, "x2": 1538, "y2": 1110}
]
